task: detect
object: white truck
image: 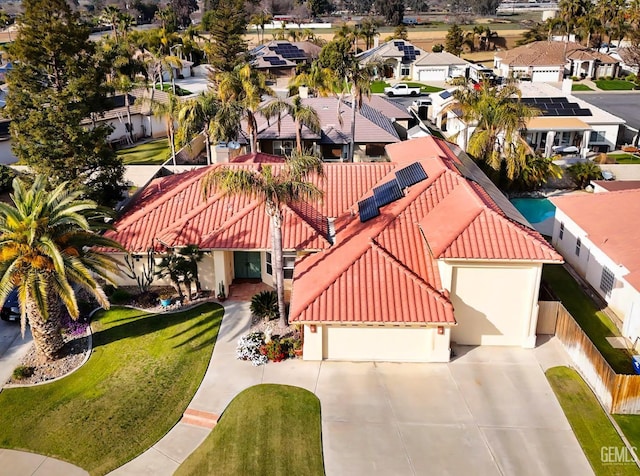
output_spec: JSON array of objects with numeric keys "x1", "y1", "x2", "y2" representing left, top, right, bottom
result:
[{"x1": 384, "y1": 83, "x2": 421, "y2": 97}]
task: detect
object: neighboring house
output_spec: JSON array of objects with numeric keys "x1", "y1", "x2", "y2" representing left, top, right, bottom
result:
[
  {"x1": 105, "y1": 136, "x2": 561, "y2": 363},
  {"x1": 357, "y1": 40, "x2": 427, "y2": 80},
  {"x1": 82, "y1": 88, "x2": 170, "y2": 145},
  {"x1": 612, "y1": 47, "x2": 640, "y2": 75},
  {"x1": 494, "y1": 41, "x2": 619, "y2": 82},
  {"x1": 591, "y1": 180, "x2": 640, "y2": 193},
  {"x1": 161, "y1": 59, "x2": 193, "y2": 82},
  {"x1": 412, "y1": 51, "x2": 470, "y2": 82},
  {"x1": 255, "y1": 96, "x2": 402, "y2": 161},
  {"x1": 551, "y1": 190, "x2": 640, "y2": 344},
  {"x1": 431, "y1": 82, "x2": 625, "y2": 156},
  {"x1": 250, "y1": 40, "x2": 321, "y2": 78}
]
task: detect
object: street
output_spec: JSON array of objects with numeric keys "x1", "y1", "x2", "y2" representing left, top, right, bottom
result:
[{"x1": 573, "y1": 92, "x2": 640, "y2": 131}]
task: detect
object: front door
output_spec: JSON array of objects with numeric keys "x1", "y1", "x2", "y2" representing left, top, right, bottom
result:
[{"x1": 234, "y1": 251, "x2": 262, "y2": 279}]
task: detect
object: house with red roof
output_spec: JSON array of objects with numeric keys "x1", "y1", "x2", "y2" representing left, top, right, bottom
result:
[
  {"x1": 106, "y1": 137, "x2": 561, "y2": 362},
  {"x1": 551, "y1": 190, "x2": 640, "y2": 344}
]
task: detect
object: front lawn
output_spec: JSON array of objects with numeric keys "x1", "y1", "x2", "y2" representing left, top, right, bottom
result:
[
  {"x1": 595, "y1": 79, "x2": 636, "y2": 91},
  {"x1": 370, "y1": 80, "x2": 391, "y2": 93},
  {"x1": 0, "y1": 304, "x2": 223, "y2": 475},
  {"x1": 117, "y1": 138, "x2": 170, "y2": 165},
  {"x1": 176, "y1": 384, "x2": 324, "y2": 476},
  {"x1": 608, "y1": 153, "x2": 640, "y2": 164},
  {"x1": 614, "y1": 414, "x2": 640, "y2": 462},
  {"x1": 546, "y1": 366, "x2": 638, "y2": 475},
  {"x1": 154, "y1": 83, "x2": 192, "y2": 96},
  {"x1": 543, "y1": 265, "x2": 634, "y2": 374},
  {"x1": 572, "y1": 83, "x2": 594, "y2": 91}
]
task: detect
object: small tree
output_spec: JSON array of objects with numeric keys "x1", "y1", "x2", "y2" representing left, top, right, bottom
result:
[
  {"x1": 567, "y1": 161, "x2": 603, "y2": 188},
  {"x1": 445, "y1": 24, "x2": 465, "y2": 56}
]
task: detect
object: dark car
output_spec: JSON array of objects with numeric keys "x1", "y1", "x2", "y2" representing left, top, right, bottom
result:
[{"x1": 1, "y1": 289, "x2": 20, "y2": 322}]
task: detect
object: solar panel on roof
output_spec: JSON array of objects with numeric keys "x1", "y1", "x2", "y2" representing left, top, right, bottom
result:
[
  {"x1": 358, "y1": 196, "x2": 380, "y2": 222},
  {"x1": 440, "y1": 90, "x2": 451, "y2": 99},
  {"x1": 395, "y1": 163, "x2": 428, "y2": 189},
  {"x1": 574, "y1": 109, "x2": 592, "y2": 116},
  {"x1": 373, "y1": 180, "x2": 404, "y2": 208}
]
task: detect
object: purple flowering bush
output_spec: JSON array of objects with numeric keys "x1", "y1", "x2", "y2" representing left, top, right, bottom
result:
[{"x1": 60, "y1": 312, "x2": 89, "y2": 337}]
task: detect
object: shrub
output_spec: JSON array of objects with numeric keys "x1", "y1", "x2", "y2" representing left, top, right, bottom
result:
[
  {"x1": 12, "y1": 365, "x2": 34, "y2": 380},
  {"x1": 570, "y1": 76, "x2": 580, "y2": 81},
  {"x1": 625, "y1": 74, "x2": 637, "y2": 82},
  {"x1": 250, "y1": 290, "x2": 278, "y2": 321},
  {"x1": 109, "y1": 288, "x2": 132, "y2": 305},
  {"x1": 262, "y1": 338, "x2": 287, "y2": 362},
  {"x1": 567, "y1": 161, "x2": 603, "y2": 189},
  {"x1": 236, "y1": 332, "x2": 268, "y2": 366}
]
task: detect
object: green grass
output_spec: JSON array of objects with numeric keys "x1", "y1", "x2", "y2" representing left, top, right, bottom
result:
[
  {"x1": 370, "y1": 80, "x2": 391, "y2": 93},
  {"x1": 369, "y1": 80, "x2": 443, "y2": 94},
  {"x1": 572, "y1": 84, "x2": 594, "y2": 91},
  {"x1": 614, "y1": 415, "x2": 640, "y2": 460},
  {"x1": 0, "y1": 304, "x2": 223, "y2": 475},
  {"x1": 595, "y1": 80, "x2": 637, "y2": 91},
  {"x1": 176, "y1": 384, "x2": 324, "y2": 476},
  {"x1": 154, "y1": 83, "x2": 192, "y2": 96},
  {"x1": 609, "y1": 153, "x2": 640, "y2": 164},
  {"x1": 543, "y1": 265, "x2": 634, "y2": 374},
  {"x1": 546, "y1": 366, "x2": 639, "y2": 475},
  {"x1": 117, "y1": 138, "x2": 170, "y2": 165}
]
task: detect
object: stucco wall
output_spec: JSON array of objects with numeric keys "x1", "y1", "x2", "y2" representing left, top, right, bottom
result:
[
  {"x1": 303, "y1": 324, "x2": 451, "y2": 362},
  {"x1": 552, "y1": 210, "x2": 640, "y2": 341},
  {"x1": 444, "y1": 262, "x2": 542, "y2": 347}
]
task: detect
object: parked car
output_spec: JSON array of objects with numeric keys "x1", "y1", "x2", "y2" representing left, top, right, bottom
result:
[
  {"x1": 1, "y1": 289, "x2": 20, "y2": 322},
  {"x1": 384, "y1": 83, "x2": 421, "y2": 97}
]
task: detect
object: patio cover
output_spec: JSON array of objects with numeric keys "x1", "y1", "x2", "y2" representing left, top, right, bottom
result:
[{"x1": 526, "y1": 117, "x2": 591, "y2": 131}]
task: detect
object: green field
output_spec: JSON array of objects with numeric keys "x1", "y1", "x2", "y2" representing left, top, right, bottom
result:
[
  {"x1": 176, "y1": 384, "x2": 324, "y2": 476},
  {"x1": 0, "y1": 304, "x2": 223, "y2": 475}
]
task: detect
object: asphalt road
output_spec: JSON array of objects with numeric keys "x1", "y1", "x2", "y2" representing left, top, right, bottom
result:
[{"x1": 573, "y1": 92, "x2": 640, "y2": 131}]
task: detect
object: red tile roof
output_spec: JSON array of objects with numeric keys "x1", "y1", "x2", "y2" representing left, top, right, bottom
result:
[
  {"x1": 230, "y1": 152, "x2": 285, "y2": 163},
  {"x1": 552, "y1": 190, "x2": 640, "y2": 290},
  {"x1": 290, "y1": 137, "x2": 562, "y2": 325},
  {"x1": 591, "y1": 180, "x2": 640, "y2": 192},
  {"x1": 107, "y1": 162, "x2": 394, "y2": 252}
]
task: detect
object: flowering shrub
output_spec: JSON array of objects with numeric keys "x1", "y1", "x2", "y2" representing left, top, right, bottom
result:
[
  {"x1": 60, "y1": 312, "x2": 89, "y2": 337},
  {"x1": 236, "y1": 332, "x2": 268, "y2": 366},
  {"x1": 261, "y1": 339, "x2": 287, "y2": 362}
]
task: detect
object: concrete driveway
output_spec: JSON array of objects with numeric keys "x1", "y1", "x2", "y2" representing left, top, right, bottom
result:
[
  {"x1": 0, "y1": 318, "x2": 32, "y2": 387},
  {"x1": 317, "y1": 343, "x2": 593, "y2": 476}
]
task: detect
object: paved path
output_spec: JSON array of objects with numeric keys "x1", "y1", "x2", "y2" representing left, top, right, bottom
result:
[
  {"x1": 0, "y1": 320, "x2": 32, "y2": 388},
  {"x1": 2, "y1": 301, "x2": 592, "y2": 476},
  {"x1": 0, "y1": 449, "x2": 88, "y2": 476}
]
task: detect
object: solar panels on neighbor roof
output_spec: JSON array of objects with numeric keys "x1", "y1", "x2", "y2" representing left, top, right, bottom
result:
[{"x1": 358, "y1": 163, "x2": 429, "y2": 223}]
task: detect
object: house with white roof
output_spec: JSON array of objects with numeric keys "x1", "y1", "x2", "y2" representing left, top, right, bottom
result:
[
  {"x1": 430, "y1": 82, "x2": 625, "y2": 157},
  {"x1": 412, "y1": 51, "x2": 470, "y2": 82},
  {"x1": 551, "y1": 190, "x2": 640, "y2": 344}
]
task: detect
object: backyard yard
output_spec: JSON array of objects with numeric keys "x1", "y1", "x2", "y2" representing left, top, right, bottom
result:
[
  {"x1": 547, "y1": 366, "x2": 639, "y2": 476},
  {"x1": 608, "y1": 153, "x2": 640, "y2": 164},
  {"x1": 542, "y1": 265, "x2": 634, "y2": 374},
  {"x1": 0, "y1": 304, "x2": 223, "y2": 475},
  {"x1": 116, "y1": 138, "x2": 170, "y2": 165},
  {"x1": 175, "y1": 384, "x2": 324, "y2": 476}
]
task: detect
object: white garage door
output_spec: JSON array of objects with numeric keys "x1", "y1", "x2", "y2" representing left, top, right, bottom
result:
[
  {"x1": 419, "y1": 68, "x2": 447, "y2": 82},
  {"x1": 532, "y1": 69, "x2": 560, "y2": 82},
  {"x1": 323, "y1": 326, "x2": 433, "y2": 362}
]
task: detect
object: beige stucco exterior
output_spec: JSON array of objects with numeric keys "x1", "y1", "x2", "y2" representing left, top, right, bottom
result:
[
  {"x1": 439, "y1": 260, "x2": 542, "y2": 348},
  {"x1": 302, "y1": 324, "x2": 451, "y2": 362}
]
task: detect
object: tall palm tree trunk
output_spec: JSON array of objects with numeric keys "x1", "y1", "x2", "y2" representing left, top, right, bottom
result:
[
  {"x1": 125, "y1": 93, "x2": 134, "y2": 143},
  {"x1": 169, "y1": 122, "x2": 177, "y2": 165},
  {"x1": 270, "y1": 212, "x2": 287, "y2": 328},
  {"x1": 349, "y1": 92, "x2": 357, "y2": 162},
  {"x1": 204, "y1": 124, "x2": 212, "y2": 165},
  {"x1": 26, "y1": 298, "x2": 64, "y2": 361},
  {"x1": 295, "y1": 122, "x2": 303, "y2": 152}
]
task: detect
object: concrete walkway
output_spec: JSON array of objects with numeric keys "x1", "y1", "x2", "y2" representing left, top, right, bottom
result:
[{"x1": 0, "y1": 449, "x2": 88, "y2": 476}]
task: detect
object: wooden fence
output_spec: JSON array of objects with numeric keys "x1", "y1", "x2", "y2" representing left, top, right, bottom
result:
[{"x1": 549, "y1": 301, "x2": 640, "y2": 414}]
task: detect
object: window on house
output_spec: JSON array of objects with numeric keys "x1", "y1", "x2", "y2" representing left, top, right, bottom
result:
[
  {"x1": 401, "y1": 64, "x2": 410, "y2": 77},
  {"x1": 559, "y1": 222, "x2": 564, "y2": 239},
  {"x1": 590, "y1": 131, "x2": 607, "y2": 143},
  {"x1": 365, "y1": 143, "x2": 386, "y2": 157},
  {"x1": 266, "y1": 252, "x2": 296, "y2": 279},
  {"x1": 575, "y1": 237, "x2": 581, "y2": 256},
  {"x1": 600, "y1": 266, "x2": 615, "y2": 297},
  {"x1": 273, "y1": 140, "x2": 294, "y2": 156}
]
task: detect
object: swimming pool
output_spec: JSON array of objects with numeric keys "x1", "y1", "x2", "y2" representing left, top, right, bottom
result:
[{"x1": 510, "y1": 198, "x2": 556, "y2": 224}]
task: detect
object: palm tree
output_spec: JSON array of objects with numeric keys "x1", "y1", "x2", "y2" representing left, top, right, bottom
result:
[
  {"x1": 117, "y1": 12, "x2": 135, "y2": 42},
  {"x1": 0, "y1": 176, "x2": 121, "y2": 361},
  {"x1": 289, "y1": 61, "x2": 339, "y2": 97},
  {"x1": 261, "y1": 96, "x2": 321, "y2": 152},
  {"x1": 147, "y1": 91, "x2": 182, "y2": 165},
  {"x1": 250, "y1": 11, "x2": 273, "y2": 44},
  {"x1": 452, "y1": 82, "x2": 539, "y2": 179},
  {"x1": 202, "y1": 151, "x2": 324, "y2": 327},
  {"x1": 102, "y1": 5, "x2": 121, "y2": 43},
  {"x1": 178, "y1": 92, "x2": 242, "y2": 165},
  {"x1": 215, "y1": 63, "x2": 273, "y2": 153},
  {"x1": 359, "y1": 17, "x2": 380, "y2": 50},
  {"x1": 111, "y1": 74, "x2": 135, "y2": 144}
]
